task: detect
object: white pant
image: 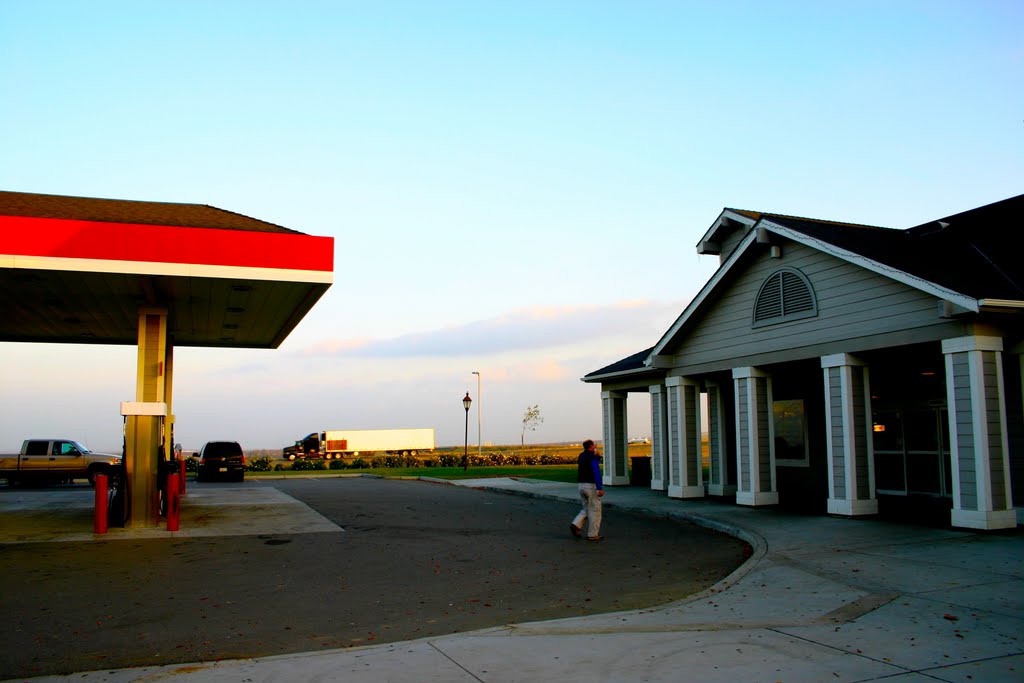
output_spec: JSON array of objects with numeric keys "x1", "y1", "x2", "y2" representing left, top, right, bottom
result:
[{"x1": 572, "y1": 483, "x2": 602, "y2": 538}]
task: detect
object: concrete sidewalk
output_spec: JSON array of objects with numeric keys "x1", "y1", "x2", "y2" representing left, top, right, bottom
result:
[{"x1": 14, "y1": 479, "x2": 1024, "y2": 683}]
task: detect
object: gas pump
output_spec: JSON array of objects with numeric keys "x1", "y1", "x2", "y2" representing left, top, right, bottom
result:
[{"x1": 106, "y1": 435, "x2": 127, "y2": 528}]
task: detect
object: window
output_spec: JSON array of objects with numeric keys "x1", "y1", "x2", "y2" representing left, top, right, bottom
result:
[
  {"x1": 57, "y1": 441, "x2": 78, "y2": 455},
  {"x1": 25, "y1": 441, "x2": 48, "y2": 456},
  {"x1": 753, "y1": 268, "x2": 817, "y2": 326},
  {"x1": 773, "y1": 399, "x2": 809, "y2": 467}
]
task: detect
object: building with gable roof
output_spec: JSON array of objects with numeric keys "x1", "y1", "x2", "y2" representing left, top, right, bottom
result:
[{"x1": 584, "y1": 195, "x2": 1023, "y2": 530}]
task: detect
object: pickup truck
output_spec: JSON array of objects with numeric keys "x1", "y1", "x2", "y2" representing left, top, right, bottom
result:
[{"x1": 0, "y1": 439, "x2": 122, "y2": 486}]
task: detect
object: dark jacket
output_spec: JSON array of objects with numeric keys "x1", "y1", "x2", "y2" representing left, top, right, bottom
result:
[{"x1": 577, "y1": 449, "x2": 602, "y2": 489}]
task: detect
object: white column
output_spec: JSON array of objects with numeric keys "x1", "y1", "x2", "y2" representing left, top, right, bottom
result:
[
  {"x1": 822, "y1": 353, "x2": 877, "y2": 516},
  {"x1": 733, "y1": 367, "x2": 778, "y2": 506},
  {"x1": 601, "y1": 390, "x2": 630, "y2": 486},
  {"x1": 649, "y1": 384, "x2": 669, "y2": 492},
  {"x1": 665, "y1": 377, "x2": 704, "y2": 499},
  {"x1": 942, "y1": 336, "x2": 1016, "y2": 530},
  {"x1": 706, "y1": 380, "x2": 735, "y2": 497}
]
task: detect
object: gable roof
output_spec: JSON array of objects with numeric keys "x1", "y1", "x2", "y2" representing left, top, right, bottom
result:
[{"x1": 584, "y1": 194, "x2": 1024, "y2": 382}]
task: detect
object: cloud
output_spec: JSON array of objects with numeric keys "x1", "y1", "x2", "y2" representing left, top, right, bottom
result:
[
  {"x1": 299, "y1": 300, "x2": 681, "y2": 359},
  {"x1": 300, "y1": 337, "x2": 377, "y2": 355},
  {"x1": 485, "y1": 359, "x2": 572, "y2": 384}
]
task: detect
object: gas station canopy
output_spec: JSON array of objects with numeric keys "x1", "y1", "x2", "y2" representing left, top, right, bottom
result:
[
  {"x1": 0, "y1": 190, "x2": 333, "y2": 348},
  {"x1": 1, "y1": 190, "x2": 335, "y2": 529}
]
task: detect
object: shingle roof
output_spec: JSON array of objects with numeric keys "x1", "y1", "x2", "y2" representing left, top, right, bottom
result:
[
  {"x1": 583, "y1": 346, "x2": 655, "y2": 380},
  {"x1": 0, "y1": 190, "x2": 300, "y2": 234},
  {"x1": 768, "y1": 193, "x2": 1024, "y2": 300}
]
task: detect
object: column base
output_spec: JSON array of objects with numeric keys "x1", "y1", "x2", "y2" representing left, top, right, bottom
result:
[
  {"x1": 606, "y1": 475, "x2": 630, "y2": 486},
  {"x1": 951, "y1": 508, "x2": 1018, "y2": 530},
  {"x1": 736, "y1": 490, "x2": 779, "y2": 506},
  {"x1": 650, "y1": 478, "x2": 667, "y2": 492},
  {"x1": 666, "y1": 484, "x2": 703, "y2": 498},
  {"x1": 827, "y1": 498, "x2": 878, "y2": 516},
  {"x1": 679, "y1": 483, "x2": 704, "y2": 499},
  {"x1": 708, "y1": 483, "x2": 737, "y2": 497}
]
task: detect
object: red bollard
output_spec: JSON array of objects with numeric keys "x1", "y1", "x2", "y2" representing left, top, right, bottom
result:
[
  {"x1": 166, "y1": 472, "x2": 180, "y2": 532},
  {"x1": 94, "y1": 473, "x2": 108, "y2": 534},
  {"x1": 178, "y1": 459, "x2": 187, "y2": 496}
]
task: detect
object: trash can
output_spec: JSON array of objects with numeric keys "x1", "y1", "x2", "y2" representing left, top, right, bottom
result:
[{"x1": 630, "y1": 456, "x2": 651, "y2": 487}]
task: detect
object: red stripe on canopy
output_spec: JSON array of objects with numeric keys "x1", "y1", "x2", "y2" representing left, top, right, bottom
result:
[{"x1": 0, "y1": 216, "x2": 333, "y2": 272}]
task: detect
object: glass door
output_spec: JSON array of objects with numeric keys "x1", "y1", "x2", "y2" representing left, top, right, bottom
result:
[
  {"x1": 903, "y1": 406, "x2": 951, "y2": 496},
  {"x1": 873, "y1": 409, "x2": 906, "y2": 494},
  {"x1": 872, "y1": 404, "x2": 951, "y2": 497}
]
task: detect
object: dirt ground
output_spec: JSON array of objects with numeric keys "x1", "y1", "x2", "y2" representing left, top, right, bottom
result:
[{"x1": 0, "y1": 477, "x2": 748, "y2": 679}]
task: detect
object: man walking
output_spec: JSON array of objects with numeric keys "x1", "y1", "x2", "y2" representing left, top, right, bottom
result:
[{"x1": 570, "y1": 439, "x2": 604, "y2": 541}]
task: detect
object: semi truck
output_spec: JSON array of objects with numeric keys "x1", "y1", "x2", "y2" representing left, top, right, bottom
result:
[{"x1": 282, "y1": 429, "x2": 435, "y2": 460}]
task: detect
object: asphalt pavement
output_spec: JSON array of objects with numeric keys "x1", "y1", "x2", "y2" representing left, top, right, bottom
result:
[
  {"x1": 2, "y1": 475, "x2": 1022, "y2": 682},
  {"x1": 0, "y1": 476, "x2": 745, "y2": 680}
]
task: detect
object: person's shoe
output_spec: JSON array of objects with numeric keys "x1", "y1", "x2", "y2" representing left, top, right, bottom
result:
[
  {"x1": 586, "y1": 535, "x2": 604, "y2": 542},
  {"x1": 569, "y1": 523, "x2": 581, "y2": 538}
]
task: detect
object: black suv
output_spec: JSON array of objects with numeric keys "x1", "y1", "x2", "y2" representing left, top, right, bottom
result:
[{"x1": 196, "y1": 441, "x2": 246, "y2": 482}]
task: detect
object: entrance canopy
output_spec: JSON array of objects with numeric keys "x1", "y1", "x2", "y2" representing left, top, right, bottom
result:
[{"x1": 0, "y1": 191, "x2": 334, "y2": 348}]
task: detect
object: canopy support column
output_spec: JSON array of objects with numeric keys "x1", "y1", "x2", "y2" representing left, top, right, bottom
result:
[{"x1": 124, "y1": 307, "x2": 169, "y2": 528}]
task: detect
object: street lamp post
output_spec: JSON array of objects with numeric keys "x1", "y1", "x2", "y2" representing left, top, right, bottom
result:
[
  {"x1": 471, "y1": 371, "x2": 481, "y2": 458},
  {"x1": 462, "y1": 392, "x2": 472, "y2": 472}
]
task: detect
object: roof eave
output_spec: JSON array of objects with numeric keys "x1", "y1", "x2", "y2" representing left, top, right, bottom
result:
[
  {"x1": 653, "y1": 228, "x2": 759, "y2": 356},
  {"x1": 581, "y1": 367, "x2": 661, "y2": 384},
  {"x1": 696, "y1": 209, "x2": 759, "y2": 255}
]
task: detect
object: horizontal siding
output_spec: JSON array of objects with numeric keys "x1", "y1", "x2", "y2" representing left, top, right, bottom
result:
[
  {"x1": 738, "y1": 381, "x2": 750, "y2": 490},
  {"x1": 670, "y1": 241, "x2": 956, "y2": 367},
  {"x1": 669, "y1": 389, "x2": 681, "y2": 486},
  {"x1": 650, "y1": 392, "x2": 663, "y2": 482},
  {"x1": 853, "y1": 370, "x2": 870, "y2": 499},
  {"x1": 984, "y1": 353, "x2": 1007, "y2": 508},
  {"x1": 829, "y1": 367, "x2": 845, "y2": 497},
  {"x1": 950, "y1": 354, "x2": 977, "y2": 510},
  {"x1": 756, "y1": 382, "x2": 772, "y2": 485}
]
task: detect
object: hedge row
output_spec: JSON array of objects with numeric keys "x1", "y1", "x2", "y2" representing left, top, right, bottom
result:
[
  {"x1": 310, "y1": 451, "x2": 578, "y2": 470},
  {"x1": 186, "y1": 451, "x2": 579, "y2": 474}
]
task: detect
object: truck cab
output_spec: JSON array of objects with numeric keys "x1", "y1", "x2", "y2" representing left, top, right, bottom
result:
[
  {"x1": 282, "y1": 433, "x2": 322, "y2": 461},
  {"x1": 48, "y1": 440, "x2": 97, "y2": 482}
]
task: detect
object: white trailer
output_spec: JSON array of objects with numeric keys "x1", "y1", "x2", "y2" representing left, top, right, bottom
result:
[{"x1": 320, "y1": 429, "x2": 435, "y2": 457}]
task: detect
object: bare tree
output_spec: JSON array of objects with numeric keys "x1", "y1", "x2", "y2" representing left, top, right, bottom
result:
[{"x1": 521, "y1": 404, "x2": 543, "y2": 447}]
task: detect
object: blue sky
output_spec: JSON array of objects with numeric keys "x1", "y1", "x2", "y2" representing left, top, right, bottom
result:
[{"x1": 1, "y1": 1, "x2": 1021, "y2": 451}]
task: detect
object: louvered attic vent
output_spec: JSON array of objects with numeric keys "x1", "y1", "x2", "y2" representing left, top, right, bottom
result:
[{"x1": 753, "y1": 268, "x2": 817, "y2": 327}]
